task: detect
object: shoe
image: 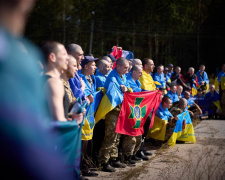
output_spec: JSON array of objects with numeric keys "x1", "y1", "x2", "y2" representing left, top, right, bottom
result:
[
  {"x1": 143, "y1": 150, "x2": 153, "y2": 156},
  {"x1": 110, "y1": 160, "x2": 127, "y2": 168},
  {"x1": 82, "y1": 170, "x2": 98, "y2": 177},
  {"x1": 136, "y1": 151, "x2": 150, "y2": 161},
  {"x1": 80, "y1": 175, "x2": 89, "y2": 180},
  {"x1": 102, "y1": 163, "x2": 116, "y2": 172},
  {"x1": 124, "y1": 155, "x2": 136, "y2": 164},
  {"x1": 131, "y1": 155, "x2": 142, "y2": 161}
]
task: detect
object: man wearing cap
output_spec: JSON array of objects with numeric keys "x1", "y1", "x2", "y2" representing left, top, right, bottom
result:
[
  {"x1": 164, "y1": 67, "x2": 171, "y2": 82},
  {"x1": 167, "y1": 64, "x2": 174, "y2": 78},
  {"x1": 66, "y1": 44, "x2": 86, "y2": 101},
  {"x1": 79, "y1": 55, "x2": 99, "y2": 177}
]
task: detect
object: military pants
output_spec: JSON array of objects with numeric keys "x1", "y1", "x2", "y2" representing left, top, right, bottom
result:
[
  {"x1": 98, "y1": 110, "x2": 121, "y2": 164},
  {"x1": 122, "y1": 135, "x2": 142, "y2": 157}
]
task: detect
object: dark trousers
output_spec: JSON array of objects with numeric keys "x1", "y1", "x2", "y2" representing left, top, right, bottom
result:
[
  {"x1": 81, "y1": 140, "x2": 92, "y2": 174},
  {"x1": 92, "y1": 119, "x2": 105, "y2": 161}
]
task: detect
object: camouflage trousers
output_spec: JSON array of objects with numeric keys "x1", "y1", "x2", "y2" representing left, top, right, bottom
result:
[
  {"x1": 122, "y1": 135, "x2": 142, "y2": 157},
  {"x1": 98, "y1": 110, "x2": 121, "y2": 164}
]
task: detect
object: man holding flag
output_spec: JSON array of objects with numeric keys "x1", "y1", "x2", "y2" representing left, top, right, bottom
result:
[{"x1": 96, "y1": 57, "x2": 132, "y2": 172}]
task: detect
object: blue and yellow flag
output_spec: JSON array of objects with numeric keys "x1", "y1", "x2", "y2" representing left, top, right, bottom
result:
[
  {"x1": 168, "y1": 111, "x2": 196, "y2": 147},
  {"x1": 82, "y1": 91, "x2": 103, "y2": 140},
  {"x1": 95, "y1": 69, "x2": 130, "y2": 123}
]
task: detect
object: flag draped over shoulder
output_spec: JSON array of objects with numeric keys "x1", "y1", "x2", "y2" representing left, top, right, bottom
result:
[
  {"x1": 95, "y1": 69, "x2": 129, "y2": 123},
  {"x1": 82, "y1": 90, "x2": 102, "y2": 140},
  {"x1": 139, "y1": 70, "x2": 158, "y2": 91},
  {"x1": 51, "y1": 121, "x2": 81, "y2": 179},
  {"x1": 115, "y1": 90, "x2": 161, "y2": 136},
  {"x1": 167, "y1": 111, "x2": 196, "y2": 147}
]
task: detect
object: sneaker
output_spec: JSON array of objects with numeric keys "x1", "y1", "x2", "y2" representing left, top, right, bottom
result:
[
  {"x1": 110, "y1": 160, "x2": 127, "y2": 168},
  {"x1": 131, "y1": 155, "x2": 142, "y2": 161},
  {"x1": 82, "y1": 170, "x2": 98, "y2": 177},
  {"x1": 136, "y1": 151, "x2": 150, "y2": 161},
  {"x1": 143, "y1": 150, "x2": 153, "y2": 156},
  {"x1": 102, "y1": 163, "x2": 116, "y2": 172}
]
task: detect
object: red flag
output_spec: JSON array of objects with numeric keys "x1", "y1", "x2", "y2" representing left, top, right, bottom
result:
[{"x1": 115, "y1": 90, "x2": 162, "y2": 136}]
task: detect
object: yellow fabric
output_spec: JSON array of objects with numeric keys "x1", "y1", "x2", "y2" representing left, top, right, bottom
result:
[
  {"x1": 214, "y1": 77, "x2": 220, "y2": 91},
  {"x1": 192, "y1": 87, "x2": 197, "y2": 96},
  {"x1": 139, "y1": 70, "x2": 156, "y2": 91},
  {"x1": 147, "y1": 116, "x2": 168, "y2": 141},
  {"x1": 94, "y1": 94, "x2": 114, "y2": 123},
  {"x1": 177, "y1": 123, "x2": 196, "y2": 143},
  {"x1": 213, "y1": 100, "x2": 222, "y2": 112},
  {"x1": 81, "y1": 118, "x2": 94, "y2": 140},
  {"x1": 167, "y1": 123, "x2": 196, "y2": 147}
]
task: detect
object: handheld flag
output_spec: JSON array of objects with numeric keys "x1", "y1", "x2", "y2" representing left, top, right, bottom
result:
[
  {"x1": 167, "y1": 111, "x2": 196, "y2": 147},
  {"x1": 115, "y1": 90, "x2": 161, "y2": 136},
  {"x1": 81, "y1": 90, "x2": 103, "y2": 140}
]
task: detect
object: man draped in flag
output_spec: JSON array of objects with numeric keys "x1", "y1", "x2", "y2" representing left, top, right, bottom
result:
[
  {"x1": 121, "y1": 65, "x2": 144, "y2": 164},
  {"x1": 79, "y1": 55, "x2": 99, "y2": 177},
  {"x1": 204, "y1": 84, "x2": 222, "y2": 118},
  {"x1": 96, "y1": 57, "x2": 132, "y2": 172},
  {"x1": 183, "y1": 67, "x2": 199, "y2": 96},
  {"x1": 147, "y1": 96, "x2": 178, "y2": 142},
  {"x1": 196, "y1": 65, "x2": 209, "y2": 92},
  {"x1": 214, "y1": 64, "x2": 225, "y2": 91}
]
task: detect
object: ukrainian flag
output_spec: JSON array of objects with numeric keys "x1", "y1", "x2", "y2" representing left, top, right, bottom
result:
[
  {"x1": 168, "y1": 111, "x2": 196, "y2": 147},
  {"x1": 95, "y1": 69, "x2": 128, "y2": 123},
  {"x1": 147, "y1": 116, "x2": 168, "y2": 141},
  {"x1": 82, "y1": 91, "x2": 103, "y2": 140}
]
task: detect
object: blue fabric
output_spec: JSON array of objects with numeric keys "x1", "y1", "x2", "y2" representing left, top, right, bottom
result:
[
  {"x1": 126, "y1": 73, "x2": 142, "y2": 92},
  {"x1": 193, "y1": 94, "x2": 205, "y2": 107},
  {"x1": 104, "y1": 68, "x2": 130, "y2": 107},
  {"x1": 0, "y1": 27, "x2": 74, "y2": 179},
  {"x1": 78, "y1": 73, "x2": 96, "y2": 96},
  {"x1": 69, "y1": 72, "x2": 85, "y2": 100},
  {"x1": 218, "y1": 72, "x2": 225, "y2": 83},
  {"x1": 121, "y1": 50, "x2": 134, "y2": 60},
  {"x1": 165, "y1": 74, "x2": 170, "y2": 82},
  {"x1": 95, "y1": 71, "x2": 107, "y2": 89},
  {"x1": 205, "y1": 91, "x2": 220, "y2": 102},
  {"x1": 154, "y1": 72, "x2": 166, "y2": 88},
  {"x1": 155, "y1": 103, "x2": 173, "y2": 120},
  {"x1": 186, "y1": 99, "x2": 195, "y2": 110},
  {"x1": 196, "y1": 70, "x2": 209, "y2": 85},
  {"x1": 166, "y1": 91, "x2": 179, "y2": 103},
  {"x1": 167, "y1": 71, "x2": 174, "y2": 78}
]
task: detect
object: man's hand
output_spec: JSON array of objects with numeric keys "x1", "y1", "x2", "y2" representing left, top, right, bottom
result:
[
  {"x1": 88, "y1": 94, "x2": 94, "y2": 103},
  {"x1": 174, "y1": 115, "x2": 179, "y2": 121},
  {"x1": 85, "y1": 97, "x2": 90, "y2": 105},
  {"x1": 72, "y1": 112, "x2": 83, "y2": 125},
  {"x1": 120, "y1": 85, "x2": 128, "y2": 92}
]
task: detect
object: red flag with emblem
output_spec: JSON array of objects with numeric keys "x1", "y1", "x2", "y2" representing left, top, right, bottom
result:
[{"x1": 115, "y1": 90, "x2": 162, "y2": 136}]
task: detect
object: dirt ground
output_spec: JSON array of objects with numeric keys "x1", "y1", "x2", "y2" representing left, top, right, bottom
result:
[{"x1": 89, "y1": 120, "x2": 225, "y2": 180}]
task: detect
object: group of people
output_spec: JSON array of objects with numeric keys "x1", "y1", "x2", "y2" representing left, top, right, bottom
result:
[{"x1": 1, "y1": 1, "x2": 225, "y2": 180}]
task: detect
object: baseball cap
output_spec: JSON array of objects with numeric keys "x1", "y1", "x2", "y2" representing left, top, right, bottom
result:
[
  {"x1": 168, "y1": 64, "x2": 173, "y2": 68},
  {"x1": 197, "y1": 88, "x2": 203, "y2": 91},
  {"x1": 107, "y1": 54, "x2": 117, "y2": 61},
  {"x1": 81, "y1": 55, "x2": 98, "y2": 68},
  {"x1": 164, "y1": 67, "x2": 169, "y2": 71}
]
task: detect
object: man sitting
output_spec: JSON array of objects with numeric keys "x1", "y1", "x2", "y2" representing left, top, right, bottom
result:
[
  {"x1": 166, "y1": 85, "x2": 179, "y2": 104},
  {"x1": 154, "y1": 65, "x2": 166, "y2": 89},
  {"x1": 126, "y1": 65, "x2": 143, "y2": 92},
  {"x1": 177, "y1": 85, "x2": 183, "y2": 99},
  {"x1": 205, "y1": 84, "x2": 221, "y2": 119},
  {"x1": 184, "y1": 91, "x2": 202, "y2": 118}
]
